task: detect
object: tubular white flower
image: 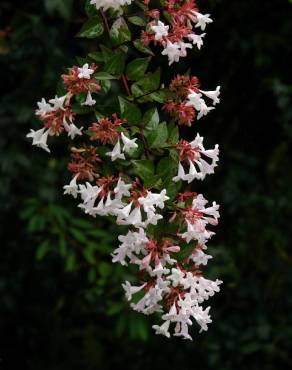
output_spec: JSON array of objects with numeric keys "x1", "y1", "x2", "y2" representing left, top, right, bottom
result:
[
  {"x1": 35, "y1": 98, "x2": 53, "y2": 116},
  {"x1": 193, "y1": 12, "x2": 213, "y2": 31},
  {"x1": 48, "y1": 95, "x2": 66, "y2": 110},
  {"x1": 82, "y1": 91, "x2": 96, "y2": 106},
  {"x1": 122, "y1": 281, "x2": 146, "y2": 301},
  {"x1": 199, "y1": 86, "x2": 221, "y2": 105},
  {"x1": 63, "y1": 174, "x2": 79, "y2": 198},
  {"x1": 151, "y1": 20, "x2": 169, "y2": 40},
  {"x1": 106, "y1": 138, "x2": 126, "y2": 161},
  {"x1": 152, "y1": 320, "x2": 171, "y2": 338},
  {"x1": 26, "y1": 127, "x2": 51, "y2": 153},
  {"x1": 64, "y1": 123, "x2": 83, "y2": 139},
  {"x1": 187, "y1": 33, "x2": 206, "y2": 49},
  {"x1": 120, "y1": 132, "x2": 138, "y2": 152},
  {"x1": 161, "y1": 40, "x2": 182, "y2": 65}
]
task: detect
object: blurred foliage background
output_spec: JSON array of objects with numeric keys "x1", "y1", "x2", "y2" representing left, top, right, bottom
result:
[{"x1": 1, "y1": 0, "x2": 292, "y2": 369}]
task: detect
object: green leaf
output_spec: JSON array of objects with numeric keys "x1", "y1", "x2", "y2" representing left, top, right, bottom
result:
[
  {"x1": 95, "y1": 72, "x2": 116, "y2": 80},
  {"x1": 85, "y1": 0, "x2": 97, "y2": 17},
  {"x1": 157, "y1": 157, "x2": 178, "y2": 178},
  {"x1": 118, "y1": 96, "x2": 142, "y2": 124},
  {"x1": 149, "y1": 89, "x2": 174, "y2": 103},
  {"x1": 70, "y1": 228, "x2": 88, "y2": 243},
  {"x1": 126, "y1": 57, "x2": 151, "y2": 81},
  {"x1": 100, "y1": 45, "x2": 113, "y2": 61},
  {"x1": 132, "y1": 160, "x2": 155, "y2": 181},
  {"x1": 88, "y1": 51, "x2": 104, "y2": 62},
  {"x1": 146, "y1": 122, "x2": 168, "y2": 148},
  {"x1": 167, "y1": 122, "x2": 179, "y2": 144},
  {"x1": 100, "y1": 79, "x2": 111, "y2": 93},
  {"x1": 143, "y1": 108, "x2": 159, "y2": 130},
  {"x1": 156, "y1": 157, "x2": 180, "y2": 197},
  {"x1": 136, "y1": 68, "x2": 161, "y2": 93},
  {"x1": 77, "y1": 15, "x2": 104, "y2": 38},
  {"x1": 103, "y1": 51, "x2": 125, "y2": 75},
  {"x1": 133, "y1": 39, "x2": 154, "y2": 55},
  {"x1": 110, "y1": 17, "x2": 131, "y2": 45},
  {"x1": 36, "y1": 241, "x2": 51, "y2": 261},
  {"x1": 128, "y1": 16, "x2": 146, "y2": 26}
]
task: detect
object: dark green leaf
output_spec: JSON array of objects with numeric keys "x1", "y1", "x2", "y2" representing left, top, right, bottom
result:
[
  {"x1": 103, "y1": 51, "x2": 125, "y2": 75},
  {"x1": 118, "y1": 96, "x2": 142, "y2": 124},
  {"x1": 133, "y1": 39, "x2": 154, "y2": 55},
  {"x1": 95, "y1": 72, "x2": 116, "y2": 80},
  {"x1": 77, "y1": 15, "x2": 104, "y2": 38},
  {"x1": 146, "y1": 122, "x2": 168, "y2": 148},
  {"x1": 132, "y1": 160, "x2": 155, "y2": 181},
  {"x1": 128, "y1": 16, "x2": 146, "y2": 26},
  {"x1": 126, "y1": 57, "x2": 151, "y2": 81},
  {"x1": 143, "y1": 108, "x2": 159, "y2": 130},
  {"x1": 110, "y1": 17, "x2": 131, "y2": 45}
]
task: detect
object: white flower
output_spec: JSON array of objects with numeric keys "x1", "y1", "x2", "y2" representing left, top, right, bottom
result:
[
  {"x1": 190, "y1": 249, "x2": 212, "y2": 266},
  {"x1": 152, "y1": 320, "x2": 171, "y2": 338},
  {"x1": 125, "y1": 206, "x2": 143, "y2": 226},
  {"x1": 173, "y1": 162, "x2": 188, "y2": 182},
  {"x1": 138, "y1": 190, "x2": 169, "y2": 213},
  {"x1": 192, "y1": 305, "x2": 212, "y2": 333},
  {"x1": 65, "y1": 123, "x2": 83, "y2": 139},
  {"x1": 114, "y1": 178, "x2": 132, "y2": 198},
  {"x1": 162, "y1": 40, "x2": 181, "y2": 65},
  {"x1": 167, "y1": 268, "x2": 185, "y2": 287},
  {"x1": 199, "y1": 86, "x2": 221, "y2": 105},
  {"x1": 173, "y1": 321, "x2": 193, "y2": 340},
  {"x1": 186, "y1": 90, "x2": 215, "y2": 120},
  {"x1": 90, "y1": 0, "x2": 132, "y2": 11},
  {"x1": 79, "y1": 182, "x2": 102, "y2": 204},
  {"x1": 186, "y1": 90, "x2": 203, "y2": 110},
  {"x1": 193, "y1": 12, "x2": 213, "y2": 31},
  {"x1": 187, "y1": 33, "x2": 206, "y2": 49},
  {"x1": 106, "y1": 138, "x2": 125, "y2": 161},
  {"x1": 120, "y1": 132, "x2": 138, "y2": 153},
  {"x1": 77, "y1": 63, "x2": 94, "y2": 79},
  {"x1": 151, "y1": 262, "x2": 170, "y2": 278},
  {"x1": 197, "y1": 99, "x2": 215, "y2": 120},
  {"x1": 35, "y1": 98, "x2": 53, "y2": 116},
  {"x1": 151, "y1": 20, "x2": 169, "y2": 40},
  {"x1": 26, "y1": 127, "x2": 50, "y2": 153},
  {"x1": 162, "y1": 303, "x2": 178, "y2": 322},
  {"x1": 178, "y1": 41, "x2": 192, "y2": 57},
  {"x1": 48, "y1": 95, "x2": 67, "y2": 110},
  {"x1": 122, "y1": 281, "x2": 146, "y2": 301},
  {"x1": 116, "y1": 201, "x2": 133, "y2": 220},
  {"x1": 63, "y1": 175, "x2": 79, "y2": 198},
  {"x1": 82, "y1": 91, "x2": 96, "y2": 106}
]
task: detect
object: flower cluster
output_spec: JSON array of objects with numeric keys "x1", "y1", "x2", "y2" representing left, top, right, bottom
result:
[
  {"x1": 142, "y1": 0, "x2": 213, "y2": 65},
  {"x1": 27, "y1": 0, "x2": 222, "y2": 340},
  {"x1": 26, "y1": 63, "x2": 104, "y2": 152},
  {"x1": 112, "y1": 192, "x2": 221, "y2": 339},
  {"x1": 164, "y1": 75, "x2": 221, "y2": 126},
  {"x1": 173, "y1": 134, "x2": 219, "y2": 183}
]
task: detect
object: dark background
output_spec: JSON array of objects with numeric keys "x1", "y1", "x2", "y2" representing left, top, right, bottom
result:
[{"x1": 1, "y1": 0, "x2": 292, "y2": 369}]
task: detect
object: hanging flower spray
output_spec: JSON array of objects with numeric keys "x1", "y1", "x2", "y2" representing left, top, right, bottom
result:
[{"x1": 27, "y1": 0, "x2": 222, "y2": 340}]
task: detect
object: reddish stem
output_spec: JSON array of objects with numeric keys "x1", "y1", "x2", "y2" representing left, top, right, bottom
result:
[
  {"x1": 100, "y1": 10, "x2": 110, "y2": 34},
  {"x1": 121, "y1": 74, "x2": 131, "y2": 96}
]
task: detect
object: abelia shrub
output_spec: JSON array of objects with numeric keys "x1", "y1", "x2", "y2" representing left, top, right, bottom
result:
[{"x1": 27, "y1": 0, "x2": 222, "y2": 340}]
